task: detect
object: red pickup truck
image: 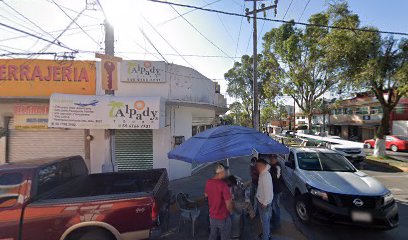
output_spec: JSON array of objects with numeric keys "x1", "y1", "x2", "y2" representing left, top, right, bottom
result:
[{"x1": 0, "y1": 156, "x2": 170, "y2": 240}]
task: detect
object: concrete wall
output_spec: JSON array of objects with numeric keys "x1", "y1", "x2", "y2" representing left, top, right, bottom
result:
[{"x1": 0, "y1": 137, "x2": 5, "y2": 164}]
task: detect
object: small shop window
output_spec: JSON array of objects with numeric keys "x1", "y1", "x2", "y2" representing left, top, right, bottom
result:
[
  {"x1": 356, "y1": 107, "x2": 369, "y2": 115},
  {"x1": 192, "y1": 126, "x2": 198, "y2": 136},
  {"x1": 0, "y1": 172, "x2": 23, "y2": 208},
  {"x1": 370, "y1": 106, "x2": 383, "y2": 114}
]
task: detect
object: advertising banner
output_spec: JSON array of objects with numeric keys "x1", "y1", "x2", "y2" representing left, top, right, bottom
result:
[
  {"x1": 0, "y1": 59, "x2": 96, "y2": 97},
  {"x1": 121, "y1": 60, "x2": 166, "y2": 83},
  {"x1": 14, "y1": 104, "x2": 49, "y2": 129},
  {"x1": 48, "y1": 94, "x2": 164, "y2": 129}
]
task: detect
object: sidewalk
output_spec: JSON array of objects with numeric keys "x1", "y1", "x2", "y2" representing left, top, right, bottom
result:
[{"x1": 162, "y1": 157, "x2": 306, "y2": 240}]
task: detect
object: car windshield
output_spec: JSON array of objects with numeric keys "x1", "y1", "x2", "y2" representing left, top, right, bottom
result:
[
  {"x1": 296, "y1": 152, "x2": 356, "y2": 172},
  {"x1": 395, "y1": 136, "x2": 408, "y2": 141}
]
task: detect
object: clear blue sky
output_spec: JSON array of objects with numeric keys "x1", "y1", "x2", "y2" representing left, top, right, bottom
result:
[{"x1": 0, "y1": 0, "x2": 407, "y2": 102}]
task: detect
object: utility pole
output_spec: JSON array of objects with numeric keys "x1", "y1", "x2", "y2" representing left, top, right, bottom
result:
[{"x1": 246, "y1": 1, "x2": 278, "y2": 131}]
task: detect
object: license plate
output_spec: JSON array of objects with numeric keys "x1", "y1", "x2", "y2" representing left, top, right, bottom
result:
[{"x1": 351, "y1": 211, "x2": 372, "y2": 222}]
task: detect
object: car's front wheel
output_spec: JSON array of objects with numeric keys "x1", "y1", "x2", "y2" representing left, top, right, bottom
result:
[
  {"x1": 294, "y1": 195, "x2": 312, "y2": 224},
  {"x1": 391, "y1": 145, "x2": 399, "y2": 152}
]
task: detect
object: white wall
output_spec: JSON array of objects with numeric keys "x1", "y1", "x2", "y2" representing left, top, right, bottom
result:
[
  {"x1": 89, "y1": 129, "x2": 107, "y2": 173},
  {"x1": 168, "y1": 105, "x2": 193, "y2": 180},
  {"x1": 0, "y1": 137, "x2": 5, "y2": 164}
]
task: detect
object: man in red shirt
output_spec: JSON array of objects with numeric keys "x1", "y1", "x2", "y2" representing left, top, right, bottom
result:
[{"x1": 205, "y1": 163, "x2": 233, "y2": 240}]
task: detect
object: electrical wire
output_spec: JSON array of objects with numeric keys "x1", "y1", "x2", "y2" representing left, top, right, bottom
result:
[
  {"x1": 282, "y1": 0, "x2": 294, "y2": 20},
  {"x1": 298, "y1": 0, "x2": 311, "y2": 22},
  {"x1": 169, "y1": 4, "x2": 234, "y2": 60},
  {"x1": 146, "y1": 0, "x2": 408, "y2": 36},
  {"x1": 2, "y1": 1, "x2": 63, "y2": 43},
  {"x1": 138, "y1": 27, "x2": 169, "y2": 63},
  {"x1": 143, "y1": 16, "x2": 195, "y2": 69},
  {"x1": 51, "y1": 0, "x2": 102, "y2": 48},
  {"x1": 0, "y1": 22, "x2": 78, "y2": 52},
  {"x1": 235, "y1": 4, "x2": 245, "y2": 58},
  {"x1": 157, "y1": 0, "x2": 222, "y2": 27}
]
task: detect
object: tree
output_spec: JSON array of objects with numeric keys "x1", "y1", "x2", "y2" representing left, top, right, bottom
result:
[
  {"x1": 262, "y1": 4, "x2": 355, "y2": 130},
  {"x1": 322, "y1": 3, "x2": 408, "y2": 156},
  {"x1": 225, "y1": 55, "x2": 281, "y2": 128}
]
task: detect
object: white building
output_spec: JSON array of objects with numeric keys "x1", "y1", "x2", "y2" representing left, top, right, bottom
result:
[
  {"x1": 89, "y1": 61, "x2": 227, "y2": 179},
  {"x1": 0, "y1": 59, "x2": 227, "y2": 180}
]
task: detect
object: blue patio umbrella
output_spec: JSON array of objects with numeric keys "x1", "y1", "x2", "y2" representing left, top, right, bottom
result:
[{"x1": 168, "y1": 125, "x2": 289, "y2": 164}]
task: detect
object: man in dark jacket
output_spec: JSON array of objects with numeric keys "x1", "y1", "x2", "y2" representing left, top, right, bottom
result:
[{"x1": 268, "y1": 154, "x2": 283, "y2": 230}]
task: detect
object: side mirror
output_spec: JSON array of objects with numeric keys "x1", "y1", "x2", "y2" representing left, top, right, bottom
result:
[{"x1": 285, "y1": 161, "x2": 295, "y2": 169}]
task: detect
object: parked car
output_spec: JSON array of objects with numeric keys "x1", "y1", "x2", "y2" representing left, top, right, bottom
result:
[
  {"x1": 280, "y1": 147, "x2": 399, "y2": 230},
  {"x1": 364, "y1": 135, "x2": 408, "y2": 152},
  {"x1": 281, "y1": 130, "x2": 295, "y2": 137},
  {"x1": 0, "y1": 156, "x2": 170, "y2": 240}
]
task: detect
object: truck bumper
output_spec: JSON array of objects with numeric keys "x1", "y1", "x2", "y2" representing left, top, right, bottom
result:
[{"x1": 311, "y1": 197, "x2": 399, "y2": 229}]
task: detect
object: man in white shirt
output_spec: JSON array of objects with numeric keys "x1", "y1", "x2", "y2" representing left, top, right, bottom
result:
[{"x1": 256, "y1": 158, "x2": 274, "y2": 240}]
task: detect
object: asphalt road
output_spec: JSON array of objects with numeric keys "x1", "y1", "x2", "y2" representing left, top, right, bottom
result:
[
  {"x1": 364, "y1": 149, "x2": 408, "y2": 162},
  {"x1": 282, "y1": 161, "x2": 408, "y2": 240}
]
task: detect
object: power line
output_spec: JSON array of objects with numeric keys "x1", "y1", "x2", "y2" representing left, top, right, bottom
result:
[
  {"x1": 2, "y1": 1, "x2": 62, "y2": 43},
  {"x1": 139, "y1": 27, "x2": 169, "y2": 63},
  {"x1": 282, "y1": 0, "x2": 294, "y2": 20},
  {"x1": 168, "y1": 4, "x2": 235, "y2": 60},
  {"x1": 298, "y1": 0, "x2": 311, "y2": 22},
  {"x1": 39, "y1": 8, "x2": 85, "y2": 53},
  {"x1": 0, "y1": 24, "x2": 100, "y2": 43},
  {"x1": 146, "y1": 0, "x2": 408, "y2": 36},
  {"x1": 0, "y1": 22, "x2": 78, "y2": 52},
  {"x1": 235, "y1": 4, "x2": 245, "y2": 57},
  {"x1": 157, "y1": 0, "x2": 222, "y2": 26},
  {"x1": 0, "y1": 51, "x2": 76, "y2": 57},
  {"x1": 51, "y1": 0, "x2": 102, "y2": 49},
  {"x1": 143, "y1": 16, "x2": 195, "y2": 68}
]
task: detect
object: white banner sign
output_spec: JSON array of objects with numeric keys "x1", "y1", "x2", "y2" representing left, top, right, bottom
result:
[
  {"x1": 121, "y1": 60, "x2": 166, "y2": 83},
  {"x1": 48, "y1": 94, "x2": 165, "y2": 129}
]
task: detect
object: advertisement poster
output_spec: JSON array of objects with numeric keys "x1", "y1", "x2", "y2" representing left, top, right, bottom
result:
[
  {"x1": 48, "y1": 94, "x2": 164, "y2": 129},
  {"x1": 0, "y1": 59, "x2": 96, "y2": 97},
  {"x1": 14, "y1": 104, "x2": 49, "y2": 129},
  {"x1": 121, "y1": 60, "x2": 166, "y2": 83}
]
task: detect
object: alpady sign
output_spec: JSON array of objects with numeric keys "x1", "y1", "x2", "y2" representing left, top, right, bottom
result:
[
  {"x1": 121, "y1": 60, "x2": 166, "y2": 83},
  {"x1": 0, "y1": 59, "x2": 96, "y2": 97},
  {"x1": 48, "y1": 94, "x2": 164, "y2": 129}
]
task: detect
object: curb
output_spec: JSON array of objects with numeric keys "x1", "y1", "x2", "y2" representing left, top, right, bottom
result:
[{"x1": 364, "y1": 159, "x2": 408, "y2": 172}]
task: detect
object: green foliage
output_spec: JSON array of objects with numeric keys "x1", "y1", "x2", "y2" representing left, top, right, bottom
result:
[{"x1": 260, "y1": 101, "x2": 288, "y2": 128}]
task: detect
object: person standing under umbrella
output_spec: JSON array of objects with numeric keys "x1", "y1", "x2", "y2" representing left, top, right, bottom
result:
[
  {"x1": 256, "y1": 158, "x2": 273, "y2": 240},
  {"x1": 268, "y1": 154, "x2": 283, "y2": 230},
  {"x1": 205, "y1": 163, "x2": 234, "y2": 240}
]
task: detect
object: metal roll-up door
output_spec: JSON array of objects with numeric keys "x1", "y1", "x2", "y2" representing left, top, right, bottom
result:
[
  {"x1": 7, "y1": 119, "x2": 86, "y2": 162},
  {"x1": 115, "y1": 129, "x2": 153, "y2": 171}
]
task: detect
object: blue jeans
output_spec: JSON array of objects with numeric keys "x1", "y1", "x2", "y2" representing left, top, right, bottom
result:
[
  {"x1": 271, "y1": 192, "x2": 281, "y2": 229},
  {"x1": 257, "y1": 200, "x2": 272, "y2": 240},
  {"x1": 209, "y1": 217, "x2": 231, "y2": 240}
]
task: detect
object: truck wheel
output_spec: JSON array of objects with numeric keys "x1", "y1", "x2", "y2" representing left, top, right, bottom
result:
[
  {"x1": 79, "y1": 230, "x2": 115, "y2": 240},
  {"x1": 294, "y1": 195, "x2": 312, "y2": 224},
  {"x1": 391, "y1": 145, "x2": 399, "y2": 152}
]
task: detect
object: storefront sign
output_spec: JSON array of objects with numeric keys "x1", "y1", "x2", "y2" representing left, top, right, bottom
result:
[
  {"x1": 48, "y1": 94, "x2": 164, "y2": 129},
  {"x1": 14, "y1": 104, "x2": 49, "y2": 129},
  {"x1": 96, "y1": 53, "x2": 122, "y2": 90},
  {"x1": 0, "y1": 59, "x2": 96, "y2": 97},
  {"x1": 121, "y1": 60, "x2": 166, "y2": 83}
]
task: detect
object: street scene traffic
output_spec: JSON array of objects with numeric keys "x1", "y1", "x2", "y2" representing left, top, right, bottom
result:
[{"x1": 0, "y1": 0, "x2": 407, "y2": 240}]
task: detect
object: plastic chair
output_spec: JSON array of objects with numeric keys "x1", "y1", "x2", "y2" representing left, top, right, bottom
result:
[{"x1": 175, "y1": 192, "x2": 201, "y2": 238}]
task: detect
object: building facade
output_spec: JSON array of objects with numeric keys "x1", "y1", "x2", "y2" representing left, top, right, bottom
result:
[
  {"x1": 0, "y1": 59, "x2": 227, "y2": 180},
  {"x1": 328, "y1": 92, "x2": 408, "y2": 141},
  {"x1": 295, "y1": 112, "x2": 329, "y2": 133}
]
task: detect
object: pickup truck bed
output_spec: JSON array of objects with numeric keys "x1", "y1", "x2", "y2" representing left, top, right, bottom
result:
[
  {"x1": 0, "y1": 156, "x2": 170, "y2": 240},
  {"x1": 44, "y1": 170, "x2": 166, "y2": 200}
]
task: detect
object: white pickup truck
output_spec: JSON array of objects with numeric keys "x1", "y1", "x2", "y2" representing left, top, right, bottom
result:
[{"x1": 280, "y1": 147, "x2": 399, "y2": 230}]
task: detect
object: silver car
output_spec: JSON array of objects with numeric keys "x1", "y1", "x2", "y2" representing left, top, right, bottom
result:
[{"x1": 280, "y1": 147, "x2": 399, "y2": 229}]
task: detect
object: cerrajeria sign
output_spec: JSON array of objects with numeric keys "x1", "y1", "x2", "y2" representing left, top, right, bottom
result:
[{"x1": 48, "y1": 94, "x2": 165, "y2": 129}]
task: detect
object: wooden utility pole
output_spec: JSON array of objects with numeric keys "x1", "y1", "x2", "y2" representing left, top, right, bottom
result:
[{"x1": 246, "y1": 1, "x2": 278, "y2": 131}]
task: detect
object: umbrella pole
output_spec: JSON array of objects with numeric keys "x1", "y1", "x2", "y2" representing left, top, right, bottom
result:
[{"x1": 226, "y1": 158, "x2": 230, "y2": 175}]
